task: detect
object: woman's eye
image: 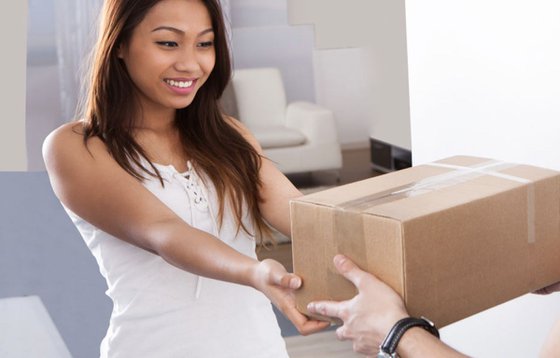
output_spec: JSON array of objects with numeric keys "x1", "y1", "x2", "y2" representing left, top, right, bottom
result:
[
  {"x1": 156, "y1": 41, "x2": 178, "y2": 48},
  {"x1": 197, "y1": 41, "x2": 214, "y2": 48}
]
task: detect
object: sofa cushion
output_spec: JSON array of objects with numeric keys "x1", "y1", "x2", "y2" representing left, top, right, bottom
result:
[{"x1": 250, "y1": 126, "x2": 306, "y2": 149}]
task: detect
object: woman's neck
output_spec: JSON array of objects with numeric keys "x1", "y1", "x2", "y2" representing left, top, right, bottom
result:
[
  {"x1": 133, "y1": 102, "x2": 176, "y2": 134},
  {"x1": 134, "y1": 124, "x2": 187, "y2": 170}
]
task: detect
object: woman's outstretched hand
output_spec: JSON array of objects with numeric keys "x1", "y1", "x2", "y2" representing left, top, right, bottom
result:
[{"x1": 251, "y1": 258, "x2": 330, "y2": 335}]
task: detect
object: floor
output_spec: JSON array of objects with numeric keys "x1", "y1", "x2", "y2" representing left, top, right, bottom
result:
[
  {"x1": 258, "y1": 146, "x2": 381, "y2": 357},
  {"x1": 285, "y1": 330, "x2": 362, "y2": 358},
  {"x1": 287, "y1": 145, "x2": 379, "y2": 188}
]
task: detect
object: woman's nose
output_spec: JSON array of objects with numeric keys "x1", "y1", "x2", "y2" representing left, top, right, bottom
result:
[{"x1": 174, "y1": 46, "x2": 200, "y2": 72}]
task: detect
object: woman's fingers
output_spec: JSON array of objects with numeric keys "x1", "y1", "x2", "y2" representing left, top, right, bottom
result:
[
  {"x1": 260, "y1": 259, "x2": 302, "y2": 289},
  {"x1": 256, "y1": 258, "x2": 329, "y2": 335},
  {"x1": 278, "y1": 273, "x2": 302, "y2": 289},
  {"x1": 534, "y1": 281, "x2": 560, "y2": 295},
  {"x1": 282, "y1": 304, "x2": 330, "y2": 335}
]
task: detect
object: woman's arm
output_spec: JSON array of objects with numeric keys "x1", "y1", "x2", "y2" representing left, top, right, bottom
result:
[
  {"x1": 43, "y1": 121, "x2": 326, "y2": 334},
  {"x1": 44, "y1": 122, "x2": 256, "y2": 285},
  {"x1": 224, "y1": 117, "x2": 329, "y2": 333},
  {"x1": 224, "y1": 117, "x2": 302, "y2": 237}
]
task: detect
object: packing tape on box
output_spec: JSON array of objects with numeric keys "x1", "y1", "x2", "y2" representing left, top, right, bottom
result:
[{"x1": 331, "y1": 159, "x2": 537, "y2": 280}]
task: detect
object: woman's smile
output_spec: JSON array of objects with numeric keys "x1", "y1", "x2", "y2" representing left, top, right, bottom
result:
[{"x1": 164, "y1": 78, "x2": 197, "y2": 94}]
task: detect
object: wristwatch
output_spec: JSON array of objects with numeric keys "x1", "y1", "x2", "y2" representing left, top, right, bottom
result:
[{"x1": 377, "y1": 316, "x2": 439, "y2": 358}]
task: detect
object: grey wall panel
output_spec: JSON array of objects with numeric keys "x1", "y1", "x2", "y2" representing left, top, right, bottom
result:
[
  {"x1": 232, "y1": 25, "x2": 316, "y2": 104},
  {"x1": 0, "y1": 172, "x2": 112, "y2": 358}
]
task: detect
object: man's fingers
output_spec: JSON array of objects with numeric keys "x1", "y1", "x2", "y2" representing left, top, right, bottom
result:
[
  {"x1": 336, "y1": 325, "x2": 349, "y2": 341},
  {"x1": 333, "y1": 254, "x2": 368, "y2": 288},
  {"x1": 307, "y1": 301, "x2": 342, "y2": 319}
]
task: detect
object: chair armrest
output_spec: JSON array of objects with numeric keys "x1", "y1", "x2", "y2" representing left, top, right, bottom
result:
[{"x1": 285, "y1": 101, "x2": 340, "y2": 144}]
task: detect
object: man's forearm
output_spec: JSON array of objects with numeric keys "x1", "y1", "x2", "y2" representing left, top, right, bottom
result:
[{"x1": 397, "y1": 327, "x2": 469, "y2": 358}]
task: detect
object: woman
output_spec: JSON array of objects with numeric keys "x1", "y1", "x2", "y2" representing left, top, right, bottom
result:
[{"x1": 43, "y1": 0, "x2": 328, "y2": 356}]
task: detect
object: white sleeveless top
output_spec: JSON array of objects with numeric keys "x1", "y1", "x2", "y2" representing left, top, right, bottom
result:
[{"x1": 63, "y1": 161, "x2": 289, "y2": 358}]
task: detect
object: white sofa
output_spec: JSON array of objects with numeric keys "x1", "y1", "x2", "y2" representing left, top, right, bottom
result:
[{"x1": 230, "y1": 67, "x2": 343, "y2": 175}]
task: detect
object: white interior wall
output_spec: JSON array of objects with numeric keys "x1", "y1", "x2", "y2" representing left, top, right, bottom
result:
[
  {"x1": 311, "y1": 48, "x2": 373, "y2": 147},
  {"x1": 1, "y1": 1, "x2": 28, "y2": 170},
  {"x1": 406, "y1": 1, "x2": 560, "y2": 356}
]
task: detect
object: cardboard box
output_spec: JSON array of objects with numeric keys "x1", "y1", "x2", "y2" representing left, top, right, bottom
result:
[{"x1": 290, "y1": 156, "x2": 560, "y2": 327}]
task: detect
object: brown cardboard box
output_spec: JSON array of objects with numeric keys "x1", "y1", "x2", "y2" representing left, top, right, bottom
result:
[{"x1": 290, "y1": 156, "x2": 560, "y2": 327}]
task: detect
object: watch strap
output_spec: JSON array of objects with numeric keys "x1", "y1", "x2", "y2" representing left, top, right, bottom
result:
[{"x1": 379, "y1": 316, "x2": 439, "y2": 356}]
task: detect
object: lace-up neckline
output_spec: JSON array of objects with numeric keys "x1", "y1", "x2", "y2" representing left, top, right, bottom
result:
[{"x1": 152, "y1": 161, "x2": 208, "y2": 211}]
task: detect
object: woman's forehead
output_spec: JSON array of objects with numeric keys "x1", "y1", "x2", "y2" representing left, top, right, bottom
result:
[{"x1": 139, "y1": 0, "x2": 213, "y2": 34}]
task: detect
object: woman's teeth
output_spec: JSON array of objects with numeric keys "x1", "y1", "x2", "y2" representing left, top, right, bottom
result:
[{"x1": 166, "y1": 79, "x2": 193, "y2": 88}]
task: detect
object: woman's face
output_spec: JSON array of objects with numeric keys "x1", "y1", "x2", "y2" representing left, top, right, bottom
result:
[{"x1": 118, "y1": 0, "x2": 216, "y2": 116}]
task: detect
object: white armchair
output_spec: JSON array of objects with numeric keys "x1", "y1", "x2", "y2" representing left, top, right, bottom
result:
[{"x1": 230, "y1": 67, "x2": 343, "y2": 175}]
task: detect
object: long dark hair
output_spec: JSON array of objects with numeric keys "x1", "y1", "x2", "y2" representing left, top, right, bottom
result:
[{"x1": 81, "y1": 0, "x2": 272, "y2": 244}]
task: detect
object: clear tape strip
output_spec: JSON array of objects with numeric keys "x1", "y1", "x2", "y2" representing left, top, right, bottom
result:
[{"x1": 332, "y1": 159, "x2": 537, "y2": 274}]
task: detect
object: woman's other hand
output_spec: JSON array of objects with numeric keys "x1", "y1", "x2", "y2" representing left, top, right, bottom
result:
[
  {"x1": 534, "y1": 281, "x2": 560, "y2": 295},
  {"x1": 251, "y1": 258, "x2": 330, "y2": 335}
]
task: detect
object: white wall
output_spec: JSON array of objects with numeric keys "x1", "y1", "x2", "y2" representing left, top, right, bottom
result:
[
  {"x1": 311, "y1": 47, "x2": 375, "y2": 147},
  {"x1": 406, "y1": 1, "x2": 560, "y2": 356},
  {"x1": 0, "y1": 1, "x2": 28, "y2": 170},
  {"x1": 407, "y1": 0, "x2": 560, "y2": 170}
]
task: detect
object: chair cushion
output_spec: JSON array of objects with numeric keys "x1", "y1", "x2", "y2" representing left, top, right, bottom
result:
[{"x1": 250, "y1": 126, "x2": 306, "y2": 149}]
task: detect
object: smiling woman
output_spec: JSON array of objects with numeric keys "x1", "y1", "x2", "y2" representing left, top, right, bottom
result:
[
  {"x1": 41, "y1": 0, "x2": 329, "y2": 356},
  {"x1": 116, "y1": 1, "x2": 216, "y2": 113}
]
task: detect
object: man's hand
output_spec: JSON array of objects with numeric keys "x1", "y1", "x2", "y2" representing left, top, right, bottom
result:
[{"x1": 307, "y1": 255, "x2": 408, "y2": 355}]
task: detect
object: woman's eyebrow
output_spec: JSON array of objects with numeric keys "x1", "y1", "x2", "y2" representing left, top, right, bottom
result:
[
  {"x1": 151, "y1": 26, "x2": 214, "y2": 37},
  {"x1": 152, "y1": 26, "x2": 184, "y2": 34},
  {"x1": 198, "y1": 28, "x2": 214, "y2": 37}
]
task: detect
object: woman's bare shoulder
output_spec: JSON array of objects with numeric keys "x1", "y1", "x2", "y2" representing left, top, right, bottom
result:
[
  {"x1": 42, "y1": 120, "x2": 106, "y2": 172},
  {"x1": 41, "y1": 120, "x2": 188, "y2": 250}
]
